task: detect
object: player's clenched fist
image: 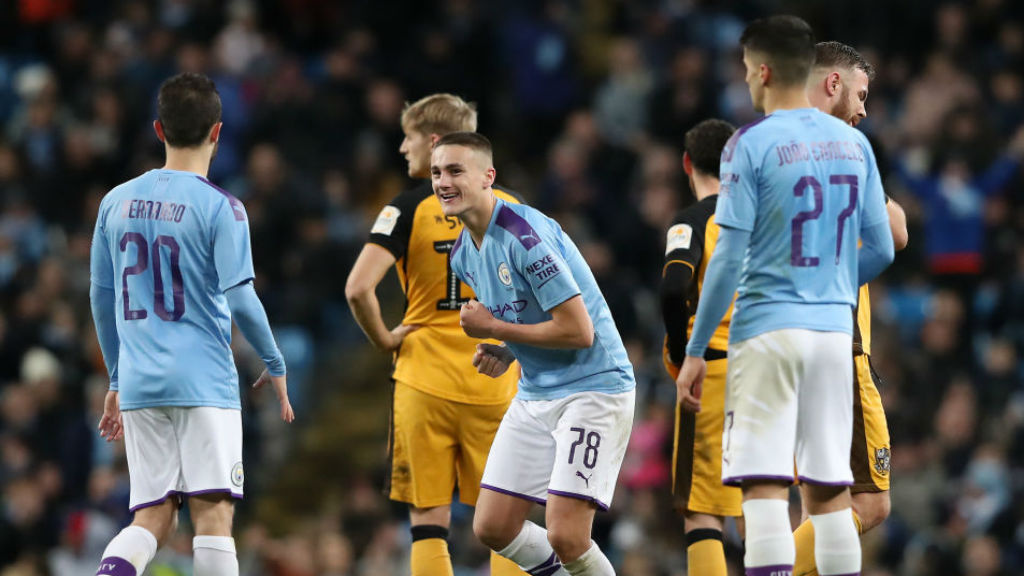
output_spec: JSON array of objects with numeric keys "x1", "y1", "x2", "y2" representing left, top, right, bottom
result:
[
  {"x1": 460, "y1": 299, "x2": 496, "y2": 339},
  {"x1": 473, "y1": 343, "x2": 515, "y2": 378}
]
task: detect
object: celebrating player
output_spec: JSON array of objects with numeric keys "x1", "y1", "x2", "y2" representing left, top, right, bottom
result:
[
  {"x1": 436, "y1": 132, "x2": 635, "y2": 576},
  {"x1": 795, "y1": 41, "x2": 910, "y2": 576},
  {"x1": 660, "y1": 118, "x2": 740, "y2": 576},
  {"x1": 676, "y1": 16, "x2": 894, "y2": 576},
  {"x1": 90, "y1": 73, "x2": 294, "y2": 576},
  {"x1": 344, "y1": 94, "x2": 524, "y2": 576}
]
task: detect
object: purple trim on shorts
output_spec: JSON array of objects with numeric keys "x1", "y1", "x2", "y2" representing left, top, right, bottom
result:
[
  {"x1": 129, "y1": 489, "x2": 243, "y2": 513},
  {"x1": 546, "y1": 489, "x2": 610, "y2": 512},
  {"x1": 745, "y1": 565, "x2": 793, "y2": 576},
  {"x1": 797, "y1": 475, "x2": 854, "y2": 487},
  {"x1": 722, "y1": 474, "x2": 795, "y2": 488},
  {"x1": 96, "y1": 556, "x2": 137, "y2": 576},
  {"x1": 480, "y1": 484, "x2": 547, "y2": 506}
]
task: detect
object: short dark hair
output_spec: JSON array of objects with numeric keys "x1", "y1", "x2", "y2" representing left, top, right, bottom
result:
[
  {"x1": 157, "y1": 73, "x2": 222, "y2": 148},
  {"x1": 814, "y1": 41, "x2": 876, "y2": 81},
  {"x1": 740, "y1": 15, "x2": 816, "y2": 86},
  {"x1": 434, "y1": 131, "x2": 493, "y2": 160},
  {"x1": 685, "y1": 119, "x2": 737, "y2": 177}
]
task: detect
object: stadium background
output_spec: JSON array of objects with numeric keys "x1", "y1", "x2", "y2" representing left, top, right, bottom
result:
[{"x1": 1, "y1": 0, "x2": 1023, "y2": 574}]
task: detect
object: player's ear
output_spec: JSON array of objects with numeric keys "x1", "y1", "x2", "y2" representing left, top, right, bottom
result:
[
  {"x1": 483, "y1": 166, "x2": 496, "y2": 188},
  {"x1": 682, "y1": 152, "x2": 693, "y2": 176},
  {"x1": 826, "y1": 72, "x2": 842, "y2": 97},
  {"x1": 428, "y1": 133, "x2": 442, "y2": 148},
  {"x1": 153, "y1": 120, "x2": 166, "y2": 143},
  {"x1": 759, "y1": 63, "x2": 771, "y2": 86},
  {"x1": 208, "y1": 122, "x2": 223, "y2": 144}
]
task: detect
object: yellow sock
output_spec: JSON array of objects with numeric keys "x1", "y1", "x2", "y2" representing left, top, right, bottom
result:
[
  {"x1": 411, "y1": 537, "x2": 453, "y2": 576},
  {"x1": 793, "y1": 510, "x2": 863, "y2": 576},
  {"x1": 686, "y1": 530, "x2": 727, "y2": 576},
  {"x1": 490, "y1": 551, "x2": 528, "y2": 575}
]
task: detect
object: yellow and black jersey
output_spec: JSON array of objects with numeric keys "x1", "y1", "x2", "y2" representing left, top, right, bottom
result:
[
  {"x1": 368, "y1": 182, "x2": 522, "y2": 405},
  {"x1": 854, "y1": 285, "x2": 872, "y2": 356},
  {"x1": 660, "y1": 195, "x2": 734, "y2": 379}
]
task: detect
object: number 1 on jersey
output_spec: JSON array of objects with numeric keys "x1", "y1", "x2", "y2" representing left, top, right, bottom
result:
[{"x1": 434, "y1": 240, "x2": 470, "y2": 311}]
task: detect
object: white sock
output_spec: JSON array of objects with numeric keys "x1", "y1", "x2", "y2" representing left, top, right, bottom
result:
[
  {"x1": 742, "y1": 499, "x2": 795, "y2": 574},
  {"x1": 498, "y1": 520, "x2": 569, "y2": 576},
  {"x1": 562, "y1": 541, "x2": 615, "y2": 576},
  {"x1": 97, "y1": 525, "x2": 158, "y2": 576},
  {"x1": 810, "y1": 508, "x2": 861, "y2": 575},
  {"x1": 193, "y1": 535, "x2": 238, "y2": 576}
]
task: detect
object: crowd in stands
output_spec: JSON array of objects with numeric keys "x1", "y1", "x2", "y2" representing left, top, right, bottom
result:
[{"x1": 1, "y1": 0, "x2": 1022, "y2": 574}]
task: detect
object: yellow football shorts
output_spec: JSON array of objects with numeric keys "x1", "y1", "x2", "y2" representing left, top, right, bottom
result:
[
  {"x1": 387, "y1": 381, "x2": 510, "y2": 508},
  {"x1": 672, "y1": 358, "x2": 742, "y2": 517},
  {"x1": 851, "y1": 354, "x2": 891, "y2": 493}
]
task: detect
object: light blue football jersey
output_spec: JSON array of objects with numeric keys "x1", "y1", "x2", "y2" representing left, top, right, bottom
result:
[
  {"x1": 90, "y1": 169, "x2": 255, "y2": 410},
  {"x1": 450, "y1": 198, "x2": 635, "y2": 401},
  {"x1": 715, "y1": 108, "x2": 889, "y2": 343}
]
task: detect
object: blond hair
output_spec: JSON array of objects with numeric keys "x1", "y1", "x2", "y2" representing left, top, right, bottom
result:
[{"x1": 400, "y1": 93, "x2": 477, "y2": 136}]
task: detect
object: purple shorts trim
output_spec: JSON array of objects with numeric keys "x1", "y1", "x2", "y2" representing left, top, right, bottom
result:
[
  {"x1": 129, "y1": 489, "x2": 243, "y2": 513},
  {"x1": 722, "y1": 474, "x2": 795, "y2": 487},
  {"x1": 480, "y1": 484, "x2": 547, "y2": 506},
  {"x1": 546, "y1": 489, "x2": 610, "y2": 512},
  {"x1": 745, "y1": 564, "x2": 794, "y2": 576},
  {"x1": 797, "y1": 475, "x2": 853, "y2": 487}
]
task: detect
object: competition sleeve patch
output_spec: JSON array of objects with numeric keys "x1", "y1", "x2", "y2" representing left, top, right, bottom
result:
[
  {"x1": 371, "y1": 205, "x2": 401, "y2": 235},
  {"x1": 665, "y1": 223, "x2": 693, "y2": 255}
]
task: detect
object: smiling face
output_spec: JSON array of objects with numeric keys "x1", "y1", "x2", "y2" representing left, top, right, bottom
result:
[{"x1": 430, "y1": 143, "x2": 496, "y2": 219}]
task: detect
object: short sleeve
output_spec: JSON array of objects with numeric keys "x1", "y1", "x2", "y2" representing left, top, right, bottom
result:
[
  {"x1": 212, "y1": 196, "x2": 256, "y2": 292},
  {"x1": 514, "y1": 221, "x2": 581, "y2": 312},
  {"x1": 367, "y1": 185, "x2": 427, "y2": 259},
  {"x1": 90, "y1": 200, "x2": 115, "y2": 290},
  {"x1": 664, "y1": 201, "x2": 713, "y2": 271},
  {"x1": 859, "y1": 137, "x2": 889, "y2": 229},
  {"x1": 715, "y1": 134, "x2": 759, "y2": 231}
]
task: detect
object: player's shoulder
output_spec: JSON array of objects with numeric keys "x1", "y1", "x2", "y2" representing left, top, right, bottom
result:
[
  {"x1": 492, "y1": 200, "x2": 551, "y2": 251},
  {"x1": 384, "y1": 181, "x2": 435, "y2": 213},
  {"x1": 721, "y1": 115, "x2": 773, "y2": 162},
  {"x1": 674, "y1": 195, "x2": 718, "y2": 227},
  {"x1": 191, "y1": 174, "x2": 248, "y2": 221},
  {"x1": 494, "y1": 184, "x2": 526, "y2": 205}
]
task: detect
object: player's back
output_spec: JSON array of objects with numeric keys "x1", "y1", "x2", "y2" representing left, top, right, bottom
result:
[
  {"x1": 92, "y1": 169, "x2": 253, "y2": 410},
  {"x1": 717, "y1": 108, "x2": 887, "y2": 343}
]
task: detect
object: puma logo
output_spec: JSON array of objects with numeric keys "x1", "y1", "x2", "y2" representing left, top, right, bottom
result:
[
  {"x1": 576, "y1": 470, "x2": 592, "y2": 488},
  {"x1": 519, "y1": 230, "x2": 541, "y2": 245}
]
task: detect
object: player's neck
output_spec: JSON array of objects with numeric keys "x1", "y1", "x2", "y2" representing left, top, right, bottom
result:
[
  {"x1": 465, "y1": 193, "x2": 497, "y2": 249},
  {"x1": 163, "y1": 146, "x2": 213, "y2": 178},
  {"x1": 692, "y1": 172, "x2": 720, "y2": 200},
  {"x1": 763, "y1": 86, "x2": 812, "y2": 115}
]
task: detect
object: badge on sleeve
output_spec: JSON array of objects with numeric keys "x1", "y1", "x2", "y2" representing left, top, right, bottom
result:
[
  {"x1": 665, "y1": 224, "x2": 693, "y2": 255},
  {"x1": 371, "y1": 206, "x2": 401, "y2": 235}
]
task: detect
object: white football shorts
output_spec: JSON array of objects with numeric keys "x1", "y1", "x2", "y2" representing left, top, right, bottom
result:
[
  {"x1": 122, "y1": 406, "x2": 243, "y2": 512},
  {"x1": 480, "y1": 389, "x2": 635, "y2": 510},
  {"x1": 721, "y1": 328, "x2": 854, "y2": 487}
]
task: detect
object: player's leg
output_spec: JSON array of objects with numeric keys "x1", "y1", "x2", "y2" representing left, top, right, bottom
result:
[
  {"x1": 473, "y1": 398, "x2": 567, "y2": 574},
  {"x1": 455, "y1": 399, "x2": 528, "y2": 576},
  {"x1": 189, "y1": 493, "x2": 237, "y2": 576},
  {"x1": 675, "y1": 358, "x2": 740, "y2": 576},
  {"x1": 174, "y1": 406, "x2": 244, "y2": 576},
  {"x1": 795, "y1": 331, "x2": 860, "y2": 576},
  {"x1": 98, "y1": 408, "x2": 179, "y2": 576},
  {"x1": 723, "y1": 330, "x2": 803, "y2": 575},
  {"x1": 545, "y1": 495, "x2": 613, "y2": 575},
  {"x1": 390, "y1": 382, "x2": 460, "y2": 576}
]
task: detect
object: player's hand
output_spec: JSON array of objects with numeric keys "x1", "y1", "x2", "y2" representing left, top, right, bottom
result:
[
  {"x1": 253, "y1": 370, "x2": 295, "y2": 423},
  {"x1": 460, "y1": 300, "x2": 496, "y2": 339},
  {"x1": 473, "y1": 343, "x2": 515, "y2": 378},
  {"x1": 676, "y1": 356, "x2": 706, "y2": 413},
  {"x1": 380, "y1": 324, "x2": 419, "y2": 352},
  {"x1": 98, "y1": 390, "x2": 124, "y2": 442}
]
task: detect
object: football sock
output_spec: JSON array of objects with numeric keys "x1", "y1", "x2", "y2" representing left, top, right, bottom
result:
[
  {"x1": 562, "y1": 541, "x2": 614, "y2": 576},
  {"x1": 794, "y1": 509, "x2": 863, "y2": 576},
  {"x1": 410, "y1": 525, "x2": 454, "y2": 576},
  {"x1": 810, "y1": 509, "x2": 861, "y2": 576},
  {"x1": 193, "y1": 536, "x2": 238, "y2": 576},
  {"x1": 497, "y1": 521, "x2": 568, "y2": 576},
  {"x1": 491, "y1": 550, "x2": 530, "y2": 575},
  {"x1": 742, "y1": 499, "x2": 795, "y2": 576},
  {"x1": 686, "y1": 528, "x2": 727, "y2": 576},
  {"x1": 96, "y1": 525, "x2": 158, "y2": 576}
]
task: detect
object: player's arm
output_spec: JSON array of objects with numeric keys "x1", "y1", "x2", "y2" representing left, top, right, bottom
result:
[
  {"x1": 886, "y1": 195, "x2": 908, "y2": 251},
  {"x1": 660, "y1": 215, "x2": 704, "y2": 371},
  {"x1": 344, "y1": 244, "x2": 417, "y2": 352},
  {"x1": 461, "y1": 295, "x2": 593, "y2": 349},
  {"x1": 89, "y1": 203, "x2": 123, "y2": 442},
  {"x1": 859, "y1": 139, "x2": 897, "y2": 285},
  {"x1": 213, "y1": 198, "x2": 293, "y2": 422},
  {"x1": 685, "y1": 225, "x2": 747, "y2": 359}
]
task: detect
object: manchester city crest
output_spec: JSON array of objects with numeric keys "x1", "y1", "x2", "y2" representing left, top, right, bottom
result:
[
  {"x1": 497, "y1": 262, "x2": 513, "y2": 286},
  {"x1": 231, "y1": 462, "x2": 245, "y2": 487}
]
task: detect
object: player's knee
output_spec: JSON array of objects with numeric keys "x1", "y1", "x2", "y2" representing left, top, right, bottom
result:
[
  {"x1": 190, "y1": 495, "x2": 235, "y2": 536},
  {"x1": 546, "y1": 526, "x2": 589, "y2": 563},
  {"x1": 854, "y1": 491, "x2": 891, "y2": 532},
  {"x1": 133, "y1": 501, "x2": 177, "y2": 545},
  {"x1": 473, "y1": 513, "x2": 515, "y2": 551}
]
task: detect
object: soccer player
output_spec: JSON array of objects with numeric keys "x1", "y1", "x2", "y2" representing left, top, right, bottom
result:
[
  {"x1": 660, "y1": 118, "x2": 740, "y2": 576},
  {"x1": 344, "y1": 94, "x2": 524, "y2": 576},
  {"x1": 436, "y1": 132, "x2": 635, "y2": 576},
  {"x1": 795, "y1": 41, "x2": 910, "y2": 576},
  {"x1": 90, "y1": 73, "x2": 294, "y2": 576},
  {"x1": 676, "y1": 16, "x2": 895, "y2": 576}
]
